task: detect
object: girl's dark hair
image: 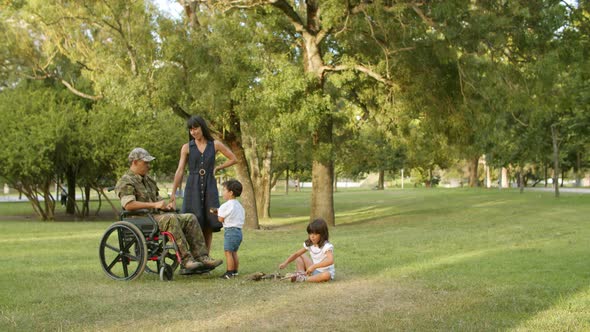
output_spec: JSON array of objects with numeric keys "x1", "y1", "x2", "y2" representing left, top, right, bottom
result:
[
  {"x1": 187, "y1": 115, "x2": 214, "y2": 142},
  {"x1": 222, "y1": 179, "x2": 242, "y2": 197},
  {"x1": 305, "y1": 218, "x2": 329, "y2": 248}
]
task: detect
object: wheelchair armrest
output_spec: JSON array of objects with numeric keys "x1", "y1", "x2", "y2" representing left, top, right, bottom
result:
[{"x1": 120, "y1": 209, "x2": 151, "y2": 219}]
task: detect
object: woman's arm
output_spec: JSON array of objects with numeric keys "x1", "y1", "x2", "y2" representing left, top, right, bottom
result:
[
  {"x1": 170, "y1": 143, "x2": 189, "y2": 208},
  {"x1": 213, "y1": 140, "x2": 237, "y2": 173},
  {"x1": 279, "y1": 247, "x2": 307, "y2": 270}
]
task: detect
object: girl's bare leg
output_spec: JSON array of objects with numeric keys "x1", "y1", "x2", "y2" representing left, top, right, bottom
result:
[
  {"x1": 295, "y1": 255, "x2": 312, "y2": 272},
  {"x1": 306, "y1": 271, "x2": 331, "y2": 282}
]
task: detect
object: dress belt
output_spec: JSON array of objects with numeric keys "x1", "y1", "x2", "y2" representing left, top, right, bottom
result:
[{"x1": 189, "y1": 169, "x2": 207, "y2": 175}]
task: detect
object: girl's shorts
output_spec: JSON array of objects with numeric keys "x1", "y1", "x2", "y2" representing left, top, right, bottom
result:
[
  {"x1": 313, "y1": 268, "x2": 335, "y2": 280},
  {"x1": 223, "y1": 227, "x2": 242, "y2": 252}
]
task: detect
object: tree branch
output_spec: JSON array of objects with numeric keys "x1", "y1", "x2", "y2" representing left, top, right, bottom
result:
[
  {"x1": 270, "y1": 0, "x2": 305, "y2": 33},
  {"x1": 171, "y1": 103, "x2": 191, "y2": 120},
  {"x1": 324, "y1": 64, "x2": 397, "y2": 88},
  {"x1": 59, "y1": 79, "x2": 103, "y2": 101}
]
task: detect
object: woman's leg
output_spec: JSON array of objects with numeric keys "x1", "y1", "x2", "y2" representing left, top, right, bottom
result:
[{"x1": 203, "y1": 227, "x2": 212, "y2": 252}]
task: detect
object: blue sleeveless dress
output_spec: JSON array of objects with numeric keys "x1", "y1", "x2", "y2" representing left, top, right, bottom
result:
[{"x1": 181, "y1": 140, "x2": 223, "y2": 232}]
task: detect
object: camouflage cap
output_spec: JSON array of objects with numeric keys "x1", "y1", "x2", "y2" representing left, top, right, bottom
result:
[{"x1": 128, "y1": 148, "x2": 156, "y2": 163}]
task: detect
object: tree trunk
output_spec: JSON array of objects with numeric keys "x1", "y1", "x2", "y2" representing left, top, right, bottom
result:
[
  {"x1": 551, "y1": 124, "x2": 560, "y2": 198},
  {"x1": 228, "y1": 139, "x2": 260, "y2": 229},
  {"x1": 311, "y1": 159, "x2": 334, "y2": 226},
  {"x1": 83, "y1": 185, "x2": 91, "y2": 217},
  {"x1": 285, "y1": 168, "x2": 289, "y2": 195},
  {"x1": 561, "y1": 169, "x2": 565, "y2": 187},
  {"x1": 575, "y1": 151, "x2": 581, "y2": 187},
  {"x1": 544, "y1": 162, "x2": 548, "y2": 187},
  {"x1": 257, "y1": 145, "x2": 272, "y2": 219},
  {"x1": 468, "y1": 157, "x2": 479, "y2": 187},
  {"x1": 96, "y1": 186, "x2": 120, "y2": 218},
  {"x1": 378, "y1": 170, "x2": 385, "y2": 190},
  {"x1": 42, "y1": 180, "x2": 55, "y2": 220},
  {"x1": 66, "y1": 167, "x2": 76, "y2": 214},
  {"x1": 243, "y1": 129, "x2": 272, "y2": 220}
]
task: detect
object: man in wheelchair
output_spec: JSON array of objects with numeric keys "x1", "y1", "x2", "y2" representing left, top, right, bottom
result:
[{"x1": 115, "y1": 147, "x2": 222, "y2": 272}]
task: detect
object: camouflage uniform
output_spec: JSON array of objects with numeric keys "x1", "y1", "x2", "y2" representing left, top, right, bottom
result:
[{"x1": 115, "y1": 169, "x2": 208, "y2": 264}]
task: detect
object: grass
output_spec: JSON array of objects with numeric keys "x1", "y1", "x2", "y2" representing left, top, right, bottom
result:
[{"x1": 1, "y1": 188, "x2": 590, "y2": 331}]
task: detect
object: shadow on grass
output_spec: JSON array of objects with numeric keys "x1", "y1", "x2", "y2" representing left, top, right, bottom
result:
[{"x1": 366, "y1": 241, "x2": 590, "y2": 330}]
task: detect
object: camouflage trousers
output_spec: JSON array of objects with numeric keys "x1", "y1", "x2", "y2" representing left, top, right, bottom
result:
[{"x1": 153, "y1": 213, "x2": 208, "y2": 264}]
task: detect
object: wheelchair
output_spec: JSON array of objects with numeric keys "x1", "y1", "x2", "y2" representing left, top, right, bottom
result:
[{"x1": 98, "y1": 209, "x2": 181, "y2": 281}]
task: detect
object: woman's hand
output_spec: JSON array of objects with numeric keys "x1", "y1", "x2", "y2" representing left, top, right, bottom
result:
[{"x1": 168, "y1": 196, "x2": 176, "y2": 209}]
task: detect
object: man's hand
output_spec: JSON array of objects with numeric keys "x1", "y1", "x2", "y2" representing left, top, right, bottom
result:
[
  {"x1": 153, "y1": 200, "x2": 167, "y2": 210},
  {"x1": 165, "y1": 201, "x2": 176, "y2": 211}
]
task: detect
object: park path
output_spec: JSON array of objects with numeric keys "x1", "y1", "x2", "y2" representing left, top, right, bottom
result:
[
  {"x1": 527, "y1": 187, "x2": 590, "y2": 194},
  {"x1": 1, "y1": 187, "x2": 589, "y2": 203}
]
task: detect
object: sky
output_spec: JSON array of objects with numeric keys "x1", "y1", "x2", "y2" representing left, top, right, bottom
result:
[{"x1": 152, "y1": 0, "x2": 183, "y2": 19}]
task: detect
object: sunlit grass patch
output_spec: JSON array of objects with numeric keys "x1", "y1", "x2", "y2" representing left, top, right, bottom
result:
[{"x1": 1, "y1": 188, "x2": 590, "y2": 331}]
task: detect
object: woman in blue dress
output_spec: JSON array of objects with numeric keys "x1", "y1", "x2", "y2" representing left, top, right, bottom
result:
[{"x1": 170, "y1": 115, "x2": 237, "y2": 251}]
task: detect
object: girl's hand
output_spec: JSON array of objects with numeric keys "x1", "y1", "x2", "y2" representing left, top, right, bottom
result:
[
  {"x1": 306, "y1": 265, "x2": 316, "y2": 275},
  {"x1": 279, "y1": 262, "x2": 287, "y2": 269}
]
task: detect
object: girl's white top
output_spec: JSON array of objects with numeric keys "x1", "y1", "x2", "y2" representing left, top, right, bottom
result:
[
  {"x1": 303, "y1": 241, "x2": 335, "y2": 276},
  {"x1": 218, "y1": 199, "x2": 245, "y2": 228}
]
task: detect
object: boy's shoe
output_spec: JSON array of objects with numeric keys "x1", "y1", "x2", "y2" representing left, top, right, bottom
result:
[
  {"x1": 220, "y1": 271, "x2": 234, "y2": 279},
  {"x1": 198, "y1": 255, "x2": 223, "y2": 268},
  {"x1": 232, "y1": 271, "x2": 239, "y2": 276}
]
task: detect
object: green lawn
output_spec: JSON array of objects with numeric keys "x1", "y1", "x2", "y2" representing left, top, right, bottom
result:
[{"x1": 1, "y1": 188, "x2": 589, "y2": 331}]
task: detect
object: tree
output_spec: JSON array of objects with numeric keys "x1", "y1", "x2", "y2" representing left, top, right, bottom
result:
[{"x1": 0, "y1": 82, "x2": 87, "y2": 220}]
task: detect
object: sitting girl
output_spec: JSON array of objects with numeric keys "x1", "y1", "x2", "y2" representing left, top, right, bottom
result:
[{"x1": 278, "y1": 218, "x2": 335, "y2": 282}]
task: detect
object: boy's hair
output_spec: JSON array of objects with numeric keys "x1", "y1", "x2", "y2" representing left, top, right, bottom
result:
[
  {"x1": 305, "y1": 218, "x2": 329, "y2": 248},
  {"x1": 222, "y1": 179, "x2": 242, "y2": 197}
]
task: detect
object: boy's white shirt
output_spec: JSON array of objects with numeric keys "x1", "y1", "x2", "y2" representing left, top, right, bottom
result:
[{"x1": 218, "y1": 199, "x2": 245, "y2": 228}]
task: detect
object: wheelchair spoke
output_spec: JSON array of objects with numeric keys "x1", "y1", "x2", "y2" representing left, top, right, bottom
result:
[
  {"x1": 106, "y1": 254, "x2": 123, "y2": 272},
  {"x1": 121, "y1": 252, "x2": 140, "y2": 262},
  {"x1": 99, "y1": 221, "x2": 148, "y2": 281},
  {"x1": 104, "y1": 243, "x2": 120, "y2": 253}
]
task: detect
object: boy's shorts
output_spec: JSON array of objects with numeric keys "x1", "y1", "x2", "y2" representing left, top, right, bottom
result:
[{"x1": 224, "y1": 227, "x2": 242, "y2": 252}]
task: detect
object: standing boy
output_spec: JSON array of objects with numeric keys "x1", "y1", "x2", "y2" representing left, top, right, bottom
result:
[{"x1": 214, "y1": 179, "x2": 245, "y2": 279}]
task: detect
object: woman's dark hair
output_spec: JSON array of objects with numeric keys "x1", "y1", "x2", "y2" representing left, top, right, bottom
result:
[
  {"x1": 187, "y1": 115, "x2": 214, "y2": 142},
  {"x1": 305, "y1": 218, "x2": 329, "y2": 248},
  {"x1": 222, "y1": 179, "x2": 242, "y2": 197}
]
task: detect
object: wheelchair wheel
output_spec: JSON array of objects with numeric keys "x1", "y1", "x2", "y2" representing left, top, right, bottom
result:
[
  {"x1": 160, "y1": 264, "x2": 174, "y2": 281},
  {"x1": 99, "y1": 221, "x2": 148, "y2": 281}
]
